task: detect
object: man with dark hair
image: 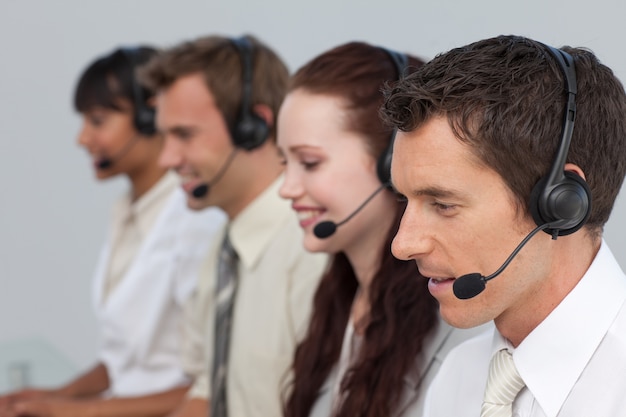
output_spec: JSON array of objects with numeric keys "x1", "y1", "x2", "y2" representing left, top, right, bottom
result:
[
  {"x1": 139, "y1": 34, "x2": 327, "y2": 417},
  {"x1": 382, "y1": 35, "x2": 626, "y2": 416}
]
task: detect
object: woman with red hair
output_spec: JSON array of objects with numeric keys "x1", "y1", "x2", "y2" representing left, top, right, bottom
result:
[{"x1": 278, "y1": 41, "x2": 487, "y2": 417}]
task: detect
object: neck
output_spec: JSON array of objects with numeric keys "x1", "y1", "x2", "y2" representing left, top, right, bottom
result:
[
  {"x1": 128, "y1": 160, "x2": 168, "y2": 201},
  {"x1": 496, "y1": 231, "x2": 600, "y2": 347},
  {"x1": 224, "y1": 145, "x2": 284, "y2": 219}
]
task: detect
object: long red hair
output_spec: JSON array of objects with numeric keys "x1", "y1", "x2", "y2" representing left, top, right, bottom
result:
[{"x1": 283, "y1": 42, "x2": 438, "y2": 417}]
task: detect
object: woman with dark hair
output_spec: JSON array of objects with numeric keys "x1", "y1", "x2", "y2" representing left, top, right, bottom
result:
[
  {"x1": 0, "y1": 46, "x2": 225, "y2": 417},
  {"x1": 278, "y1": 42, "x2": 487, "y2": 417}
]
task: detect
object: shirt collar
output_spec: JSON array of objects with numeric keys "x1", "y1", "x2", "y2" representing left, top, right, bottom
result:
[
  {"x1": 227, "y1": 175, "x2": 294, "y2": 270},
  {"x1": 495, "y1": 241, "x2": 626, "y2": 417}
]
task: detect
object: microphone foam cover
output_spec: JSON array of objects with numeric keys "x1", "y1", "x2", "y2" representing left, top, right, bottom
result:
[
  {"x1": 313, "y1": 221, "x2": 337, "y2": 239},
  {"x1": 453, "y1": 273, "x2": 486, "y2": 300},
  {"x1": 192, "y1": 184, "x2": 209, "y2": 199},
  {"x1": 97, "y1": 159, "x2": 112, "y2": 170}
]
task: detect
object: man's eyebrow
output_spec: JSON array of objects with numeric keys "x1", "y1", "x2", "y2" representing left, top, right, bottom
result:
[
  {"x1": 164, "y1": 125, "x2": 198, "y2": 135},
  {"x1": 412, "y1": 187, "x2": 460, "y2": 198},
  {"x1": 392, "y1": 185, "x2": 467, "y2": 199}
]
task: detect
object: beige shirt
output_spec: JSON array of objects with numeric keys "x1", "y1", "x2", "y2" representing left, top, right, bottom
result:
[
  {"x1": 103, "y1": 171, "x2": 178, "y2": 301},
  {"x1": 183, "y1": 176, "x2": 328, "y2": 416}
]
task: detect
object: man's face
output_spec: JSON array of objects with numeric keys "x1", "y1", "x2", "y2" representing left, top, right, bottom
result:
[
  {"x1": 156, "y1": 73, "x2": 236, "y2": 211},
  {"x1": 391, "y1": 116, "x2": 555, "y2": 332}
]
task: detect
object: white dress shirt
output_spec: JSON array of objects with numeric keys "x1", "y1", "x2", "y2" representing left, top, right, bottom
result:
[
  {"x1": 423, "y1": 241, "x2": 626, "y2": 417},
  {"x1": 93, "y1": 172, "x2": 227, "y2": 397},
  {"x1": 182, "y1": 176, "x2": 328, "y2": 416},
  {"x1": 102, "y1": 171, "x2": 176, "y2": 300}
]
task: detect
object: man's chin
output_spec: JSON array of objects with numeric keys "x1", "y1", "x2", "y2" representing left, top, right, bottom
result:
[
  {"x1": 186, "y1": 198, "x2": 210, "y2": 211},
  {"x1": 439, "y1": 304, "x2": 490, "y2": 330}
]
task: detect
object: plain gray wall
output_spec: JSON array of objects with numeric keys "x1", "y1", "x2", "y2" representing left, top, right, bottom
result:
[{"x1": 1, "y1": 0, "x2": 625, "y2": 383}]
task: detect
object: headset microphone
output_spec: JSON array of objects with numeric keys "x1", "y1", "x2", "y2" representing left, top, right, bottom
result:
[
  {"x1": 97, "y1": 158, "x2": 114, "y2": 170},
  {"x1": 313, "y1": 183, "x2": 387, "y2": 239},
  {"x1": 96, "y1": 136, "x2": 141, "y2": 170},
  {"x1": 191, "y1": 184, "x2": 209, "y2": 199},
  {"x1": 191, "y1": 148, "x2": 239, "y2": 199},
  {"x1": 452, "y1": 221, "x2": 559, "y2": 300}
]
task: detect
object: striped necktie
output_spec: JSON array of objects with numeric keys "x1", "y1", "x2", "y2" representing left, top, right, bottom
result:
[
  {"x1": 210, "y1": 233, "x2": 239, "y2": 417},
  {"x1": 480, "y1": 349, "x2": 526, "y2": 417}
]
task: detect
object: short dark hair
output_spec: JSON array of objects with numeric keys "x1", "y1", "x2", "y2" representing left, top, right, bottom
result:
[
  {"x1": 382, "y1": 35, "x2": 626, "y2": 233},
  {"x1": 74, "y1": 46, "x2": 157, "y2": 113},
  {"x1": 139, "y1": 34, "x2": 288, "y2": 139}
]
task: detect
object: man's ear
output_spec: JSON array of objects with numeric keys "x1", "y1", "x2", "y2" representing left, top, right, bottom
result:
[
  {"x1": 564, "y1": 162, "x2": 586, "y2": 181},
  {"x1": 252, "y1": 104, "x2": 274, "y2": 129}
]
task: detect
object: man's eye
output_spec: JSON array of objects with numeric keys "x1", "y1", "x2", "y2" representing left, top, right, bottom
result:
[
  {"x1": 89, "y1": 116, "x2": 105, "y2": 126},
  {"x1": 301, "y1": 161, "x2": 319, "y2": 170},
  {"x1": 433, "y1": 202, "x2": 457, "y2": 212}
]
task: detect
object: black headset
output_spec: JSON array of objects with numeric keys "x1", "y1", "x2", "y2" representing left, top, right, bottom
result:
[
  {"x1": 528, "y1": 44, "x2": 591, "y2": 237},
  {"x1": 120, "y1": 47, "x2": 157, "y2": 136},
  {"x1": 377, "y1": 47, "x2": 409, "y2": 185},
  {"x1": 229, "y1": 36, "x2": 270, "y2": 151}
]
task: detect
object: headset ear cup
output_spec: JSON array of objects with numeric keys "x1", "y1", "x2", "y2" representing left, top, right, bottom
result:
[
  {"x1": 529, "y1": 175, "x2": 549, "y2": 227},
  {"x1": 376, "y1": 47, "x2": 407, "y2": 186},
  {"x1": 229, "y1": 36, "x2": 270, "y2": 151},
  {"x1": 530, "y1": 171, "x2": 591, "y2": 236},
  {"x1": 376, "y1": 139, "x2": 393, "y2": 185},
  {"x1": 556, "y1": 171, "x2": 592, "y2": 235},
  {"x1": 232, "y1": 113, "x2": 269, "y2": 151},
  {"x1": 135, "y1": 106, "x2": 157, "y2": 136},
  {"x1": 120, "y1": 47, "x2": 157, "y2": 137}
]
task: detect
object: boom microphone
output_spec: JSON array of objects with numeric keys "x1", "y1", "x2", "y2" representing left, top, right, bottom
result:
[
  {"x1": 97, "y1": 136, "x2": 140, "y2": 170},
  {"x1": 313, "y1": 183, "x2": 387, "y2": 239},
  {"x1": 452, "y1": 221, "x2": 558, "y2": 300},
  {"x1": 191, "y1": 148, "x2": 239, "y2": 199}
]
